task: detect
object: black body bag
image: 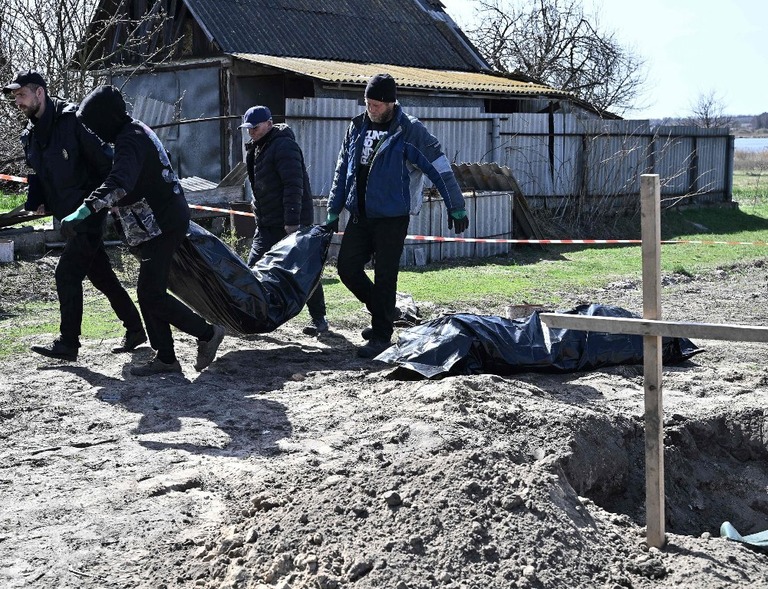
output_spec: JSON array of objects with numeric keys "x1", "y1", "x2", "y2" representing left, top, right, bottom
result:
[{"x1": 168, "y1": 222, "x2": 332, "y2": 335}]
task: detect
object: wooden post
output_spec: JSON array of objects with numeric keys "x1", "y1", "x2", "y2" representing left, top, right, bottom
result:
[
  {"x1": 641, "y1": 174, "x2": 665, "y2": 548},
  {"x1": 539, "y1": 177, "x2": 768, "y2": 548}
]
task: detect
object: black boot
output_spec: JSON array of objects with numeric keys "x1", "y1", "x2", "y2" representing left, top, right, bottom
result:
[
  {"x1": 31, "y1": 338, "x2": 78, "y2": 361},
  {"x1": 112, "y1": 329, "x2": 148, "y2": 353}
]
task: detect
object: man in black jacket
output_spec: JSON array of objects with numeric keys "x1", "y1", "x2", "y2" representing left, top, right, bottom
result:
[
  {"x1": 3, "y1": 70, "x2": 145, "y2": 361},
  {"x1": 62, "y1": 85, "x2": 225, "y2": 376},
  {"x1": 241, "y1": 105, "x2": 329, "y2": 336}
]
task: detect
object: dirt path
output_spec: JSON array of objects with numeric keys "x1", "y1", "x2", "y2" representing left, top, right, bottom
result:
[{"x1": 1, "y1": 258, "x2": 768, "y2": 588}]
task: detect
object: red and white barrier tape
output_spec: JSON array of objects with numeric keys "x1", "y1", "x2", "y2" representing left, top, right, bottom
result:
[
  {"x1": 405, "y1": 235, "x2": 642, "y2": 244},
  {"x1": 406, "y1": 236, "x2": 768, "y2": 246},
  {"x1": 188, "y1": 203, "x2": 768, "y2": 247},
  {"x1": 0, "y1": 174, "x2": 27, "y2": 183},
  {"x1": 191, "y1": 203, "x2": 254, "y2": 217}
]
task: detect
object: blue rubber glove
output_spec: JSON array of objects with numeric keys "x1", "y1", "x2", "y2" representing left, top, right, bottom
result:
[
  {"x1": 447, "y1": 209, "x2": 469, "y2": 234},
  {"x1": 61, "y1": 203, "x2": 92, "y2": 238},
  {"x1": 325, "y1": 212, "x2": 339, "y2": 233}
]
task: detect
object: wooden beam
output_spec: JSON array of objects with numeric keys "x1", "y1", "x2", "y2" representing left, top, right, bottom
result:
[{"x1": 538, "y1": 314, "x2": 768, "y2": 343}]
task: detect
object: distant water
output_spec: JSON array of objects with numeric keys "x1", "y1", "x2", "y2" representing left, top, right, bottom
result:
[{"x1": 734, "y1": 137, "x2": 768, "y2": 152}]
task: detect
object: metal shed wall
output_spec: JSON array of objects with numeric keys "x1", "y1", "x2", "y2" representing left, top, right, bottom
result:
[
  {"x1": 285, "y1": 97, "x2": 732, "y2": 263},
  {"x1": 109, "y1": 83, "x2": 732, "y2": 264},
  {"x1": 116, "y1": 67, "x2": 223, "y2": 183}
]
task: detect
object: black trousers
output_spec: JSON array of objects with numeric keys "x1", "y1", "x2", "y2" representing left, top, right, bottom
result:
[
  {"x1": 56, "y1": 230, "x2": 143, "y2": 346},
  {"x1": 247, "y1": 224, "x2": 327, "y2": 321},
  {"x1": 336, "y1": 215, "x2": 410, "y2": 341},
  {"x1": 137, "y1": 227, "x2": 211, "y2": 359}
]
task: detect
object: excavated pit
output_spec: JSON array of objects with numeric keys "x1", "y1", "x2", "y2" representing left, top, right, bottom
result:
[{"x1": 561, "y1": 408, "x2": 768, "y2": 538}]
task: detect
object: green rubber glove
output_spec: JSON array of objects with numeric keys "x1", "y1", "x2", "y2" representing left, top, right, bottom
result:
[
  {"x1": 325, "y1": 212, "x2": 340, "y2": 233},
  {"x1": 447, "y1": 209, "x2": 469, "y2": 234},
  {"x1": 61, "y1": 203, "x2": 92, "y2": 238}
]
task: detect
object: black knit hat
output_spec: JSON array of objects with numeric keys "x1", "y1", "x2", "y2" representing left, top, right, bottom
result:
[{"x1": 365, "y1": 73, "x2": 397, "y2": 103}]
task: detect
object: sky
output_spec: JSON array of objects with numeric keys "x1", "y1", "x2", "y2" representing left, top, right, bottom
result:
[{"x1": 439, "y1": 0, "x2": 768, "y2": 119}]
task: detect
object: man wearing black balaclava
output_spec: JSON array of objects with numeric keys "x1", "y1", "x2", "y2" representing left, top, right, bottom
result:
[
  {"x1": 3, "y1": 71, "x2": 144, "y2": 362},
  {"x1": 62, "y1": 85, "x2": 226, "y2": 376}
]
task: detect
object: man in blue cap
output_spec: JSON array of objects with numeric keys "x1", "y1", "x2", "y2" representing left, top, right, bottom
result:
[
  {"x1": 327, "y1": 73, "x2": 469, "y2": 358},
  {"x1": 240, "y1": 105, "x2": 329, "y2": 337}
]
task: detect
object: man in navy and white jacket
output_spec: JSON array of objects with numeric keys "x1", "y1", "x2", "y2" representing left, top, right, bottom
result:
[{"x1": 327, "y1": 73, "x2": 469, "y2": 359}]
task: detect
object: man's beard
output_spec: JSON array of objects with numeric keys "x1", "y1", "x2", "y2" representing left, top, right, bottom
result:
[
  {"x1": 368, "y1": 106, "x2": 394, "y2": 124},
  {"x1": 21, "y1": 100, "x2": 41, "y2": 120}
]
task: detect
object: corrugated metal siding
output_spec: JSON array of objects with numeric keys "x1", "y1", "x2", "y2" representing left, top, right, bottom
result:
[
  {"x1": 133, "y1": 96, "x2": 177, "y2": 143},
  {"x1": 289, "y1": 97, "x2": 731, "y2": 214},
  {"x1": 273, "y1": 97, "x2": 730, "y2": 263},
  {"x1": 118, "y1": 67, "x2": 223, "y2": 183},
  {"x1": 585, "y1": 133, "x2": 647, "y2": 201},
  {"x1": 500, "y1": 114, "x2": 554, "y2": 198},
  {"x1": 696, "y1": 135, "x2": 729, "y2": 203},
  {"x1": 286, "y1": 97, "x2": 360, "y2": 196},
  {"x1": 407, "y1": 106, "x2": 493, "y2": 164},
  {"x1": 474, "y1": 192, "x2": 513, "y2": 258},
  {"x1": 553, "y1": 114, "x2": 580, "y2": 197},
  {"x1": 655, "y1": 135, "x2": 694, "y2": 198}
]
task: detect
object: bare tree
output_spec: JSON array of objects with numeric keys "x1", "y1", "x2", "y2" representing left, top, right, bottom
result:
[
  {"x1": 0, "y1": 0, "x2": 179, "y2": 172},
  {"x1": 685, "y1": 90, "x2": 733, "y2": 129},
  {"x1": 466, "y1": 0, "x2": 647, "y2": 115},
  {"x1": 0, "y1": 0, "x2": 178, "y2": 100}
]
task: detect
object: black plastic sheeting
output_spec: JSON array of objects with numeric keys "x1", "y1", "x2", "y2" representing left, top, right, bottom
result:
[
  {"x1": 378, "y1": 303, "x2": 704, "y2": 379},
  {"x1": 168, "y1": 222, "x2": 332, "y2": 335}
]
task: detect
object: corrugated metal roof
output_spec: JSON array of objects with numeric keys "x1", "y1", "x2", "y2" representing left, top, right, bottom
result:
[
  {"x1": 183, "y1": 0, "x2": 487, "y2": 71},
  {"x1": 232, "y1": 54, "x2": 570, "y2": 98}
]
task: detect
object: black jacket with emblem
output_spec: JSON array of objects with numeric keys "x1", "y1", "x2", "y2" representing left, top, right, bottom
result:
[
  {"x1": 21, "y1": 95, "x2": 113, "y2": 232},
  {"x1": 245, "y1": 123, "x2": 313, "y2": 227}
]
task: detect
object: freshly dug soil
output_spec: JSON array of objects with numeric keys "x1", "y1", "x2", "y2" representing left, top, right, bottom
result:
[{"x1": 1, "y1": 251, "x2": 768, "y2": 589}]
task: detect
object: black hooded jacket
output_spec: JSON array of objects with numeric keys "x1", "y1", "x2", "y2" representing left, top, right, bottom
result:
[
  {"x1": 246, "y1": 123, "x2": 314, "y2": 227},
  {"x1": 78, "y1": 85, "x2": 189, "y2": 235},
  {"x1": 21, "y1": 94, "x2": 113, "y2": 231}
]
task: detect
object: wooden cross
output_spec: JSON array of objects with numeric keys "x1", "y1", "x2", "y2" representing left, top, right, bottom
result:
[{"x1": 540, "y1": 174, "x2": 768, "y2": 548}]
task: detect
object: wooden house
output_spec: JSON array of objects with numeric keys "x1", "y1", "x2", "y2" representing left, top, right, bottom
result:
[{"x1": 83, "y1": 0, "x2": 596, "y2": 185}]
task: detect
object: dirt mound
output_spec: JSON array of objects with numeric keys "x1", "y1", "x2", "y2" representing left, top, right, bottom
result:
[{"x1": 1, "y1": 257, "x2": 768, "y2": 588}]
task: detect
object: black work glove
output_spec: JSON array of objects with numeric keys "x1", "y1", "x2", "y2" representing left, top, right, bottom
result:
[
  {"x1": 60, "y1": 203, "x2": 92, "y2": 239},
  {"x1": 447, "y1": 209, "x2": 469, "y2": 234},
  {"x1": 61, "y1": 220, "x2": 78, "y2": 239}
]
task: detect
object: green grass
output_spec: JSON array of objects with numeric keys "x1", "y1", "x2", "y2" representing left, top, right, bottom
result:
[
  {"x1": 4, "y1": 200, "x2": 768, "y2": 358},
  {"x1": 319, "y1": 201, "x2": 768, "y2": 326},
  {"x1": 0, "y1": 190, "x2": 26, "y2": 212},
  {"x1": 731, "y1": 166, "x2": 768, "y2": 205},
  {"x1": 7, "y1": 151, "x2": 768, "y2": 352}
]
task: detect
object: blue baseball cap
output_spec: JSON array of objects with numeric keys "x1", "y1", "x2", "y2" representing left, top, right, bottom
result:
[{"x1": 239, "y1": 105, "x2": 272, "y2": 128}]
